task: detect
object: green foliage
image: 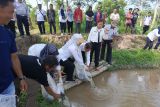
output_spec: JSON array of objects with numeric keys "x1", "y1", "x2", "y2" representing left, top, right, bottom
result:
[
  {"x1": 108, "y1": 49, "x2": 160, "y2": 71},
  {"x1": 37, "y1": 91, "x2": 62, "y2": 107},
  {"x1": 18, "y1": 91, "x2": 28, "y2": 107}
]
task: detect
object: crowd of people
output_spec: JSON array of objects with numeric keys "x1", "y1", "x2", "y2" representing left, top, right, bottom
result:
[
  {"x1": 6, "y1": 0, "x2": 154, "y2": 38},
  {"x1": 1, "y1": 0, "x2": 160, "y2": 106}
]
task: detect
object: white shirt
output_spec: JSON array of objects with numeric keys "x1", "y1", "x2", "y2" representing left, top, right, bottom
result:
[
  {"x1": 79, "y1": 42, "x2": 90, "y2": 66},
  {"x1": 103, "y1": 24, "x2": 118, "y2": 40},
  {"x1": 14, "y1": 2, "x2": 29, "y2": 16},
  {"x1": 86, "y1": 15, "x2": 93, "y2": 21},
  {"x1": 58, "y1": 44, "x2": 84, "y2": 66},
  {"x1": 36, "y1": 9, "x2": 46, "y2": 21},
  {"x1": 144, "y1": 16, "x2": 152, "y2": 26},
  {"x1": 147, "y1": 29, "x2": 160, "y2": 41},
  {"x1": 88, "y1": 27, "x2": 105, "y2": 43},
  {"x1": 58, "y1": 10, "x2": 67, "y2": 23},
  {"x1": 110, "y1": 13, "x2": 120, "y2": 21},
  {"x1": 28, "y1": 44, "x2": 61, "y2": 71}
]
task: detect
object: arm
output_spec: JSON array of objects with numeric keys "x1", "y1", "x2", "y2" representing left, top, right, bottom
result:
[
  {"x1": 11, "y1": 53, "x2": 28, "y2": 91},
  {"x1": 86, "y1": 51, "x2": 90, "y2": 66},
  {"x1": 44, "y1": 86, "x2": 61, "y2": 100}
]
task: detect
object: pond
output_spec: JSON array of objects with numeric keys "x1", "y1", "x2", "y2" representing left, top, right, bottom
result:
[{"x1": 66, "y1": 69, "x2": 160, "y2": 107}]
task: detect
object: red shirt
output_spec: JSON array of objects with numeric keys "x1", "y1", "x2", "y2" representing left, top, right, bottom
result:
[
  {"x1": 74, "y1": 8, "x2": 83, "y2": 23},
  {"x1": 96, "y1": 12, "x2": 101, "y2": 22},
  {"x1": 126, "y1": 12, "x2": 133, "y2": 24}
]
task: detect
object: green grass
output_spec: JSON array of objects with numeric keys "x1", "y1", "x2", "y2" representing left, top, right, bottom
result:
[
  {"x1": 36, "y1": 91, "x2": 62, "y2": 107},
  {"x1": 108, "y1": 49, "x2": 160, "y2": 71}
]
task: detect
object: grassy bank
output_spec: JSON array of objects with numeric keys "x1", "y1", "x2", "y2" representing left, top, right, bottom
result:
[{"x1": 109, "y1": 49, "x2": 160, "y2": 71}]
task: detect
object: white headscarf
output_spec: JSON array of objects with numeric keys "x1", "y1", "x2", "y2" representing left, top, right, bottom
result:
[{"x1": 61, "y1": 33, "x2": 83, "y2": 50}]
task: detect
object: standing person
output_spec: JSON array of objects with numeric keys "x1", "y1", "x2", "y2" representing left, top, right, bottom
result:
[
  {"x1": 47, "y1": 4, "x2": 56, "y2": 35},
  {"x1": 15, "y1": 0, "x2": 30, "y2": 37},
  {"x1": 85, "y1": 6, "x2": 94, "y2": 33},
  {"x1": 66, "y1": 6, "x2": 73, "y2": 35},
  {"x1": 143, "y1": 27, "x2": 160, "y2": 50},
  {"x1": 0, "y1": 0, "x2": 28, "y2": 106},
  {"x1": 102, "y1": 12, "x2": 108, "y2": 25},
  {"x1": 35, "y1": 4, "x2": 46, "y2": 35},
  {"x1": 94, "y1": 6, "x2": 103, "y2": 26},
  {"x1": 131, "y1": 8, "x2": 139, "y2": 34},
  {"x1": 143, "y1": 12, "x2": 152, "y2": 34},
  {"x1": 59, "y1": 4, "x2": 67, "y2": 36},
  {"x1": 125, "y1": 8, "x2": 133, "y2": 33},
  {"x1": 74, "y1": 2, "x2": 83, "y2": 33},
  {"x1": 110, "y1": 9, "x2": 120, "y2": 25},
  {"x1": 88, "y1": 20, "x2": 105, "y2": 70},
  {"x1": 100, "y1": 21, "x2": 118, "y2": 65}
]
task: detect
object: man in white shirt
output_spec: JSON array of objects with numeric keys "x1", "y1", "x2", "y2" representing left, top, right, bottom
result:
[
  {"x1": 35, "y1": 4, "x2": 46, "y2": 34},
  {"x1": 110, "y1": 9, "x2": 120, "y2": 25},
  {"x1": 15, "y1": 0, "x2": 30, "y2": 37},
  {"x1": 88, "y1": 19, "x2": 105, "y2": 70},
  {"x1": 154, "y1": 26, "x2": 160, "y2": 49},
  {"x1": 143, "y1": 12, "x2": 152, "y2": 34},
  {"x1": 100, "y1": 21, "x2": 118, "y2": 65},
  {"x1": 143, "y1": 27, "x2": 160, "y2": 50}
]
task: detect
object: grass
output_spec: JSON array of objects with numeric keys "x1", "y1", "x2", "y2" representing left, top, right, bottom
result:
[
  {"x1": 108, "y1": 49, "x2": 160, "y2": 71},
  {"x1": 36, "y1": 91, "x2": 62, "y2": 107}
]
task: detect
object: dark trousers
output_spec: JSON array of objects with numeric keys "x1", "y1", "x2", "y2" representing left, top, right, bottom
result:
[
  {"x1": 60, "y1": 22, "x2": 66, "y2": 33},
  {"x1": 82, "y1": 51, "x2": 86, "y2": 64},
  {"x1": 86, "y1": 21, "x2": 92, "y2": 33},
  {"x1": 67, "y1": 21, "x2": 73, "y2": 34},
  {"x1": 60, "y1": 59, "x2": 75, "y2": 81},
  {"x1": 143, "y1": 25, "x2": 150, "y2": 34},
  {"x1": 125, "y1": 23, "x2": 132, "y2": 33},
  {"x1": 90, "y1": 42, "x2": 101, "y2": 67},
  {"x1": 143, "y1": 37, "x2": 153, "y2": 50},
  {"x1": 75, "y1": 23, "x2": 81, "y2": 33},
  {"x1": 16, "y1": 15, "x2": 30, "y2": 36},
  {"x1": 131, "y1": 23, "x2": 136, "y2": 34},
  {"x1": 100, "y1": 40, "x2": 113, "y2": 64},
  {"x1": 49, "y1": 21, "x2": 56, "y2": 34},
  {"x1": 37, "y1": 21, "x2": 45, "y2": 34},
  {"x1": 154, "y1": 37, "x2": 160, "y2": 49},
  {"x1": 6, "y1": 20, "x2": 16, "y2": 38}
]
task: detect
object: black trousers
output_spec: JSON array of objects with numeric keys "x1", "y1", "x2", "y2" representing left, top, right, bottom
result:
[
  {"x1": 125, "y1": 23, "x2": 132, "y2": 33},
  {"x1": 143, "y1": 37, "x2": 153, "y2": 50},
  {"x1": 90, "y1": 42, "x2": 101, "y2": 67},
  {"x1": 37, "y1": 21, "x2": 46, "y2": 34},
  {"x1": 6, "y1": 20, "x2": 16, "y2": 38},
  {"x1": 75, "y1": 23, "x2": 81, "y2": 33},
  {"x1": 143, "y1": 25, "x2": 150, "y2": 34},
  {"x1": 85, "y1": 21, "x2": 92, "y2": 33},
  {"x1": 60, "y1": 22, "x2": 66, "y2": 33},
  {"x1": 100, "y1": 40, "x2": 113, "y2": 64},
  {"x1": 16, "y1": 15, "x2": 30, "y2": 36},
  {"x1": 60, "y1": 58, "x2": 75, "y2": 81},
  {"x1": 67, "y1": 21, "x2": 73, "y2": 34},
  {"x1": 49, "y1": 21, "x2": 56, "y2": 34},
  {"x1": 154, "y1": 37, "x2": 160, "y2": 49},
  {"x1": 82, "y1": 51, "x2": 86, "y2": 64}
]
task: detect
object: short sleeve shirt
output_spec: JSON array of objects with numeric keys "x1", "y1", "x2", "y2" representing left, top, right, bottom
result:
[
  {"x1": 0, "y1": 26, "x2": 17, "y2": 93},
  {"x1": 18, "y1": 55, "x2": 49, "y2": 87}
]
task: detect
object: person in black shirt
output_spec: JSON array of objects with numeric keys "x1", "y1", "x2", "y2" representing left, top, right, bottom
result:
[
  {"x1": 131, "y1": 8, "x2": 139, "y2": 34},
  {"x1": 18, "y1": 54, "x2": 61, "y2": 100}
]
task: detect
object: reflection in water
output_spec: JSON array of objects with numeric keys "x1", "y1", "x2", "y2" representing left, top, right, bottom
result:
[{"x1": 66, "y1": 69, "x2": 160, "y2": 107}]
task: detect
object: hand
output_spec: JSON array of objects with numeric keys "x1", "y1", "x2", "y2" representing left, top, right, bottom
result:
[
  {"x1": 53, "y1": 93, "x2": 61, "y2": 100},
  {"x1": 20, "y1": 80, "x2": 28, "y2": 92}
]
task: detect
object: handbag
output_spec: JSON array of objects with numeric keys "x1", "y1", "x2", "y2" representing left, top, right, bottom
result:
[{"x1": 39, "y1": 10, "x2": 47, "y2": 21}]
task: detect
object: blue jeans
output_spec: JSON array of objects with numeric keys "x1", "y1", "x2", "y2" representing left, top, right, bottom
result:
[
  {"x1": 143, "y1": 37, "x2": 153, "y2": 50},
  {"x1": 1, "y1": 82, "x2": 15, "y2": 95}
]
